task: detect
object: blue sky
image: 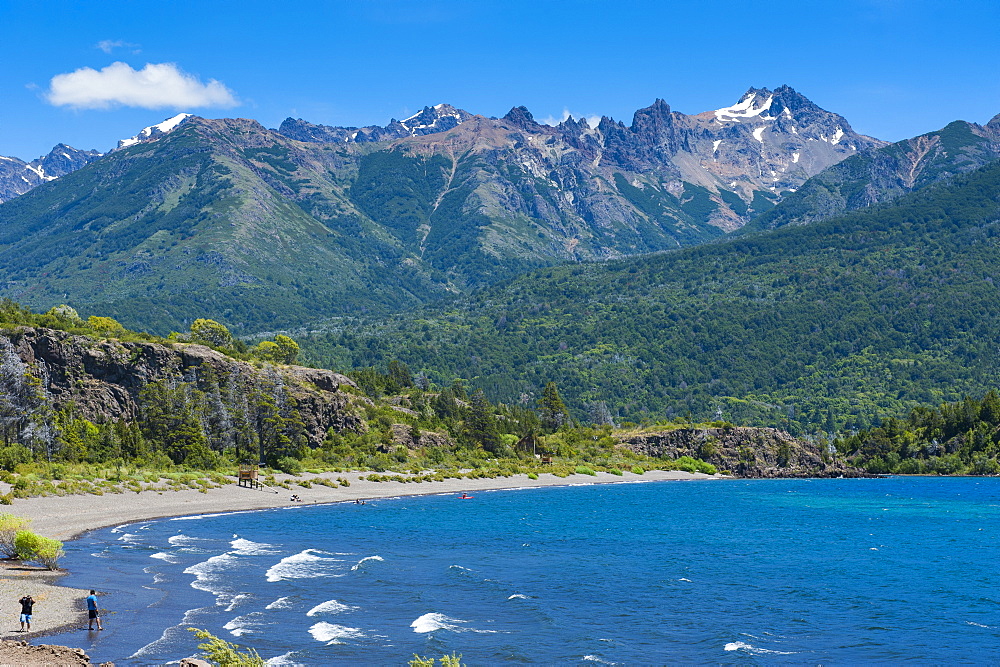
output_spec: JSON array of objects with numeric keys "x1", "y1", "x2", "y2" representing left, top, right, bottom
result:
[{"x1": 2, "y1": 0, "x2": 998, "y2": 159}]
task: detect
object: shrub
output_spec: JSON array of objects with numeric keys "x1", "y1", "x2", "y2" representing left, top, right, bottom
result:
[
  {"x1": 631, "y1": 466, "x2": 645, "y2": 475},
  {"x1": 575, "y1": 465, "x2": 597, "y2": 476},
  {"x1": 609, "y1": 468, "x2": 623, "y2": 476},
  {"x1": 274, "y1": 457, "x2": 304, "y2": 475},
  {"x1": 527, "y1": 472, "x2": 539, "y2": 480},
  {"x1": 14, "y1": 530, "x2": 63, "y2": 570},
  {"x1": 189, "y1": 628, "x2": 264, "y2": 666},
  {"x1": 0, "y1": 513, "x2": 30, "y2": 557}
]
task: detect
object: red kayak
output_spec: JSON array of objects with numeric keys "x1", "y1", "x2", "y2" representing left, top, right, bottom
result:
[{"x1": 458, "y1": 495, "x2": 474, "y2": 499}]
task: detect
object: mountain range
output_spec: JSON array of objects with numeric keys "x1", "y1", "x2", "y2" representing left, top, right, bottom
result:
[
  {"x1": 0, "y1": 86, "x2": 885, "y2": 332},
  {"x1": 1, "y1": 83, "x2": 999, "y2": 432}
]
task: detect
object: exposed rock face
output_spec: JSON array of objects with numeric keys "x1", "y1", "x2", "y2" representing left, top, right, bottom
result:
[
  {"x1": 278, "y1": 85, "x2": 884, "y2": 232},
  {"x1": 0, "y1": 144, "x2": 102, "y2": 203},
  {"x1": 616, "y1": 426, "x2": 864, "y2": 478},
  {"x1": 753, "y1": 118, "x2": 1000, "y2": 230},
  {"x1": 279, "y1": 104, "x2": 474, "y2": 143},
  {"x1": 2, "y1": 327, "x2": 363, "y2": 447}
]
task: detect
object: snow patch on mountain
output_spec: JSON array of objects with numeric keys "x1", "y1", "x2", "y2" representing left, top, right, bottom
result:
[
  {"x1": 117, "y1": 113, "x2": 193, "y2": 149},
  {"x1": 715, "y1": 93, "x2": 774, "y2": 121}
]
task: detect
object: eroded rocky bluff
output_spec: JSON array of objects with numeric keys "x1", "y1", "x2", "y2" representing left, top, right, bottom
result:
[
  {"x1": 617, "y1": 426, "x2": 864, "y2": 478},
  {"x1": 2, "y1": 326, "x2": 364, "y2": 447}
]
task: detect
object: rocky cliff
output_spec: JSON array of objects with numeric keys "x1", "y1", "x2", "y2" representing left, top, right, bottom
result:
[
  {"x1": 2, "y1": 326, "x2": 363, "y2": 447},
  {"x1": 616, "y1": 426, "x2": 864, "y2": 478}
]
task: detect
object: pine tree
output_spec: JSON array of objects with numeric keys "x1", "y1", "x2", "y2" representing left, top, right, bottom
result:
[{"x1": 538, "y1": 382, "x2": 570, "y2": 433}]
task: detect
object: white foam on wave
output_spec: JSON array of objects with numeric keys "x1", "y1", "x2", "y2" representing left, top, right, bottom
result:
[
  {"x1": 507, "y1": 594, "x2": 530, "y2": 600},
  {"x1": 306, "y1": 599, "x2": 359, "y2": 617},
  {"x1": 449, "y1": 565, "x2": 472, "y2": 572},
  {"x1": 265, "y1": 596, "x2": 295, "y2": 610},
  {"x1": 171, "y1": 509, "x2": 260, "y2": 521},
  {"x1": 130, "y1": 607, "x2": 205, "y2": 659},
  {"x1": 113, "y1": 522, "x2": 152, "y2": 534},
  {"x1": 308, "y1": 622, "x2": 365, "y2": 644},
  {"x1": 150, "y1": 552, "x2": 180, "y2": 564},
  {"x1": 266, "y1": 651, "x2": 304, "y2": 665},
  {"x1": 265, "y1": 549, "x2": 344, "y2": 583},
  {"x1": 582, "y1": 656, "x2": 613, "y2": 664},
  {"x1": 224, "y1": 611, "x2": 268, "y2": 637},
  {"x1": 967, "y1": 621, "x2": 995, "y2": 629},
  {"x1": 410, "y1": 612, "x2": 499, "y2": 635},
  {"x1": 723, "y1": 640, "x2": 796, "y2": 655},
  {"x1": 350, "y1": 555, "x2": 383, "y2": 571},
  {"x1": 679, "y1": 578, "x2": 692, "y2": 582},
  {"x1": 117, "y1": 533, "x2": 141, "y2": 543},
  {"x1": 225, "y1": 593, "x2": 252, "y2": 612},
  {"x1": 185, "y1": 553, "x2": 242, "y2": 596},
  {"x1": 168, "y1": 534, "x2": 204, "y2": 547},
  {"x1": 231, "y1": 538, "x2": 281, "y2": 556}
]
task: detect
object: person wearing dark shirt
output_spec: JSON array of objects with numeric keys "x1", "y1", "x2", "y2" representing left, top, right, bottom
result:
[{"x1": 18, "y1": 595, "x2": 33, "y2": 632}]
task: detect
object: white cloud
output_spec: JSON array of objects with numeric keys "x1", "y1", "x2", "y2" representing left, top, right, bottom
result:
[
  {"x1": 96, "y1": 40, "x2": 140, "y2": 54},
  {"x1": 539, "y1": 108, "x2": 601, "y2": 129},
  {"x1": 46, "y1": 62, "x2": 238, "y2": 110}
]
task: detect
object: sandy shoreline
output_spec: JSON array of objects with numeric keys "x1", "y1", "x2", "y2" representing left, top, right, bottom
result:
[{"x1": 0, "y1": 469, "x2": 721, "y2": 644}]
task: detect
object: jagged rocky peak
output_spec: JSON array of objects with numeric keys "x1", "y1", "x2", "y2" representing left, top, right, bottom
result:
[
  {"x1": 398, "y1": 103, "x2": 473, "y2": 135},
  {"x1": 117, "y1": 113, "x2": 193, "y2": 150},
  {"x1": 0, "y1": 144, "x2": 103, "y2": 204},
  {"x1": 630, "y1": 98, "x2": 678, "y2": 147},
  {"x1": 37, "y1": 144, "x2": 103, "y2": 178},
  {"x1": 278, "y1": 103, "x2": 473, "y2": 144},
  {"x1": 502, "y1": 105, "x2": 541, "y2": 131}
]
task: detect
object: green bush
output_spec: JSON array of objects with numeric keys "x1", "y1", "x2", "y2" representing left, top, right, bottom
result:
[
  {"x1": 527, "y1": 472, "x2": 539, "y2": 480},
  {"x1": 189, "y1": 628, "x2": 264, "y2": 666},
  {"x1": 609, "y1": 467, "x2": 623, "y2": 476},
  {"x1": 631, "y1": 465, "x2": 645, "y2": 475},
  {"x1": 575, "y1": 465, "x2": 597, "y2": 476},
  {"x1": 14, "y1": 530, "x2": 63, "y2": 570},
  {"x1": 0, "y1": 513, "x2": 31, "y2": 558},
  {"x1": 274, "y1": 457, "x2": 304, "y2": 475}
]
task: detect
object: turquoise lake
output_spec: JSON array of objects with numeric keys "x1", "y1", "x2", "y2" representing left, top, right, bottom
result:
[{"x1": 47, "y1": 477, "x2": 1000, "y2": 664}]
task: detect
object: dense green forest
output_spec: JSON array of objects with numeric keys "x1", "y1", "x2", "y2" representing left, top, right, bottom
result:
[
  {"x1": 839, "y1": 391, "x2": 1000, "y2": 475},
  {"x1": 297, "y1": 158, "x2": 1000, "y2": 434},
  {"x1": 0, "y1": 302, "x2": 720, "y2": 497}
]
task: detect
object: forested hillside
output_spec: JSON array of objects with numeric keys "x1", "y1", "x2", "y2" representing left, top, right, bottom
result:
[{"x1": 297, "y1": 158, "x2": 1000, "y2": 433}]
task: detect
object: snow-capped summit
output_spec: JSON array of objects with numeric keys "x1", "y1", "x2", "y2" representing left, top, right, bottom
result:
[
  {"x1": 397, "y1": 104, "x2": 473, "y2": 136},
  {"x1": 117, "y1": 113, "x2": 193, "y2": 150}
]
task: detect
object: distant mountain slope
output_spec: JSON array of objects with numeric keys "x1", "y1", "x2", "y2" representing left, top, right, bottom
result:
[
  {"x1": 297, "y1": 158, "x2": 1000, "y2": 433},
  {"x1": 0, "y1": 86, "x2": 879, "y2": 333},
  {"x1": 0, "y1": 117, "x2": 448, "y2": 333},
  {"x1": 749, "y1": 115, "x2": 1000, "y2": 230},
  {"x1": 0, "y1": 144, "x2": 102, "y2": 203}
]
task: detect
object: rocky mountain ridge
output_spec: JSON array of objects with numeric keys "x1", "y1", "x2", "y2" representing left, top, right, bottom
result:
[
  {"x1": 0, "y1": 86, "x2": 888, "y2": 333},
  {"x1": 751, "y1": 114, "x2": 1000, "y2": 229},
  {"x1": 0, "y1": 144, "x2": 102, "y2": 203},
  {"x1": 278, "y1": 85, "x2": 884, "y2": 231}
]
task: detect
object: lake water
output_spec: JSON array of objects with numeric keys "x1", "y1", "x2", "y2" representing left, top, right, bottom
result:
[{"x1": 47, "y1": 477, "x2": 1000, "y2": 664}]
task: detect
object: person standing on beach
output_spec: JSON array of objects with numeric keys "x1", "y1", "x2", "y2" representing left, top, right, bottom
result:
[
  {"x1": 18, "y1": 595, "x2": 33, "y2": 632},
  {"x1": 86, "y1": 590, "x2": 102, "y2": 630}
]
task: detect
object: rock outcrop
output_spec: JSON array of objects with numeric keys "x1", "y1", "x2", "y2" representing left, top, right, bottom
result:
[
  {"x1": 2, "y1": 326, "x2": 363, "y2": 447},
  {"x1": 616, "y1": 426, "x2": 864, "y2": 478}
]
